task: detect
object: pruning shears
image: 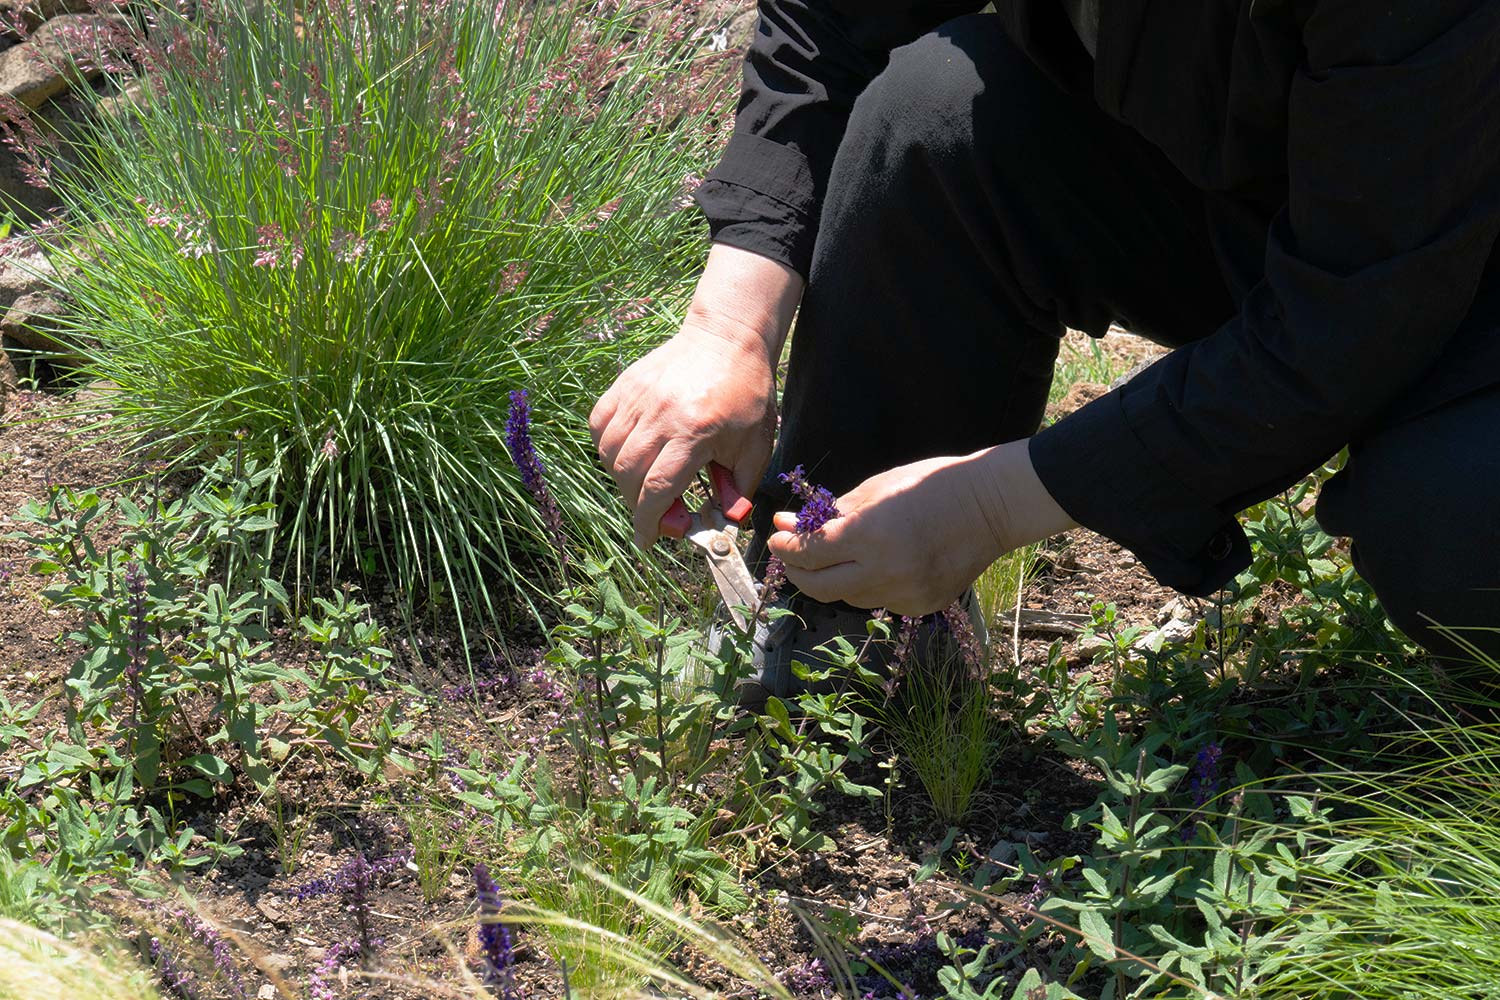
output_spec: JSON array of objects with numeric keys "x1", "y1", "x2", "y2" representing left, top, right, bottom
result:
[{"x1": 659, "y1": 461, "x2": 759, "y2": 629}]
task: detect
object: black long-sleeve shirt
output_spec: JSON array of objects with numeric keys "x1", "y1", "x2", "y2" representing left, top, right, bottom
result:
[{"x1": 695, "y1": 0, "x2": 1500, "y2": 596}]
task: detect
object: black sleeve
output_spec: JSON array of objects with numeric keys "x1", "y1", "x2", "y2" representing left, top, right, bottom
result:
[
  {"x1": 694, "y1": 0, "x2": 988, "y2": 278},
  {"x1": 1030, "y1": 0, "x2": 1500, "y2": 596}
]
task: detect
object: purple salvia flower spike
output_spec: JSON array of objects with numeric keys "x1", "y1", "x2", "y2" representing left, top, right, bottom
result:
[
  {"x1": 473, "y1": 863, "x2": 515, "y2": 996},
  {"x1": 307, "y1": 939, "x2": 360, "y2": 1000},
  {"x1": 1189, "y1": 741, "x2": 1224, "y2": 807},
  {"x1": 504, "y1": 388, "x2": 570, "y2": 561},
  {"x1": 150, "y1": 937, "x2": 204, "y2": 1000},
  {"x1": 778, "y1": 465, "x2": 840, "y2": 533},
  {"x1": 123, "y1": 559, "x2": 148, "y2": 723}
]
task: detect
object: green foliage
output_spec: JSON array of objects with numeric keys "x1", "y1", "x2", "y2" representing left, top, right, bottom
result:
[
  {"x1": 1230, "y1": 477, "x2": 1413, "y2": 677},
  {"x1": 8, "y1": 456, "x2": 407, "y2": 800},
  {"x1": 959, "y1": 479, "x2": 1437, "y2": 999},
  {"x1": 0, "y1": 457, "x2": 414, "y2": 907},
  {"x1": 436, "y1": 559, "x2": 888, "y2": 993},
  {"x1": 1252, "y1": 718, "x2": 1500, "y2": 998},
  {"x1": 932, "y1": 932, "x2": 1013, "y2": 999},
  {"x1": 736, "y1": 627, "x2": 884, "y2": 855},
  {"x1": 977, "y1": 716, "x2": 1355, "y2": 999},
  {"x1": 454, "y1": 747, "x2": 743, "y2": 997},
  {"x1": 976, "y1": 544, "x2": 1040, "y2": 630},
  {"x1": 438, "y1": 560, "x2": 746, "y2": 993},
  {"x1": 547, "y1": 562, "x2": 734, "y2": 799},
  {"x1": 43, "y1": 0, "x2": 734, "y2": 628}
]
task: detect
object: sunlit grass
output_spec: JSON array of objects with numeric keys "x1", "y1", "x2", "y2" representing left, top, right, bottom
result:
[{"x1": 38, "y1": 0, "x2": 733, "y2": 634}]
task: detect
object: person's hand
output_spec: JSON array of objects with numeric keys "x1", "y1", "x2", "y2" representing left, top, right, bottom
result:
[
  {"x1": 767, "y1": 440, "x2": 1077, "y2": 616},
  {"x1": 590, "y1": 245, "x2": 803, "y2": 547}
]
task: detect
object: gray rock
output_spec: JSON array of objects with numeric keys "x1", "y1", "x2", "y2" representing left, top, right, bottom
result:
[
  {"x1": 0, "y1": 14, "x2": 128, "y2": 109},
  {"x1": 1135, "y1": 617, "x2": 1199, "y2": 653},
  {"x1": 0, "y1": 0, "x2": 98, "y2": 41},
  {"x1": 701, "y1": 0, "x2": 756, "y2": 55},
  {"x1": 0, "y1": 340, "x2": 16, "y2": 411},
  {"x1": 1077, "y1": 632, "x2": 1111, "y2": 658},
  {"x1": 0, "y1": 89, "x2": 98, "y2": 219},
  {"x1": 1156, "y1": 596, "x2": 1197, "y2": 625},
  {"x1": 1079, "y1": 614, "x2": 1200, "y2": 659},
  {"x1": 253, "y1": 896, "x2": 291, "y2": 927},
  {"x1": 1, "y1": 286, "x2": 77, "y2": 360},
  {"x1": 0, "y1": 251, "x2": 54, "y2": 309},
  {"x1": 94, "y1": 74, "x2": 145, "y2": 120}
]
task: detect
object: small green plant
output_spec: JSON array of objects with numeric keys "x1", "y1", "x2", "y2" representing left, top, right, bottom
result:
[
  {"x1": 730, "y1": 629, "x2": 884, "y2": 856},
  {"x1": 265, "y1": 792, "x2": 314, "y2": 877},
  {"x1": 7, "y1": 456, "x2": 409, "y2": 804},
  {"x1": 976, "y1": 544, "x2": 1040, "y2": 633},
  {"x1": 1049, "y1": 335, "x2": 1122, "y2": 406}
]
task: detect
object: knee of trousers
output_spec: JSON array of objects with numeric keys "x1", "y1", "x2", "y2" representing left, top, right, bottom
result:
[
  {"x1": 848, "y1": 14, "x2": 1067, "y2": 174},
  {"x1": 1317, "y1": 438, "x2": 1500, "y2": 664},
  {"x1": 1348, "y1": 534, "x2": 1500, "y2": 663}
]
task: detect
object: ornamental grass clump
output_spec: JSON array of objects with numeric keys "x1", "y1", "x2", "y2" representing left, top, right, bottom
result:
[
  {"x1": 38, "y1": 0, "x2": 735, "y2": 625},
  {"x1": 877, "y1": 605, "x2": 1001, "y2": 825},
  {"x1": 1253, "y1": 712, "x2": 1500, "y2": 997},
  {"x1": 0, "y1": 918, "x2": 163, "y2": 1000}
]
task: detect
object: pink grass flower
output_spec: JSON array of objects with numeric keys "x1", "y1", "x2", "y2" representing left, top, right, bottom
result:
[
  {"x1": 521, "y1": 311, "x2": 554, "y2": 342},
  {"x1": 320, "y1": 427, "x2": 340, "y2": 461},
  {"x1": 495, "y1": 262, "x2": 528, "y2": 296},
  {"x1": 253, "y1": 222, "x2": 301, "y2": 268},
  {"x1": 369, "y1": 196, "x2": 394, "y2": 229},
  {"x1": 330, "y1": 230, "x2": 368, "y2": 262}
]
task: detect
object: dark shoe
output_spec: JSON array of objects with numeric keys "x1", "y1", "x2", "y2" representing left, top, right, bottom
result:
[{"x1": 713, "y1": 590, "x2": 989, "y2": 713}]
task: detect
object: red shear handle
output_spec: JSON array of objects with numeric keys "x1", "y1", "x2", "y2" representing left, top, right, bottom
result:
[
  {"x1": 708, "y1": 461, "x2": 753, "y2": 523},
  {"x1": 659, "y1": 498, "x2": 693, "y2": 539},
  {"x1": 657, "y1": 461, "x2": 753, "y2": 540}
]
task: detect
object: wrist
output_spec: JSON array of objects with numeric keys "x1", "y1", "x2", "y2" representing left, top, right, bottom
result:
[
  {"x1": 684, "y1": 243, "x2": 803, "y2": 367},
  {"x1": 967, "y1": 438, "x2": 1078, "y2": 554}
]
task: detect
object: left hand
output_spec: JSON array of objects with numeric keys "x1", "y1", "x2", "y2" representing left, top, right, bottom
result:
[{"x1": 766, "y1": 439, "x2": 1077, "y2": 616}]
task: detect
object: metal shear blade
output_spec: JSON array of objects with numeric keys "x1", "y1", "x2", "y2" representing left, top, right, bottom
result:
[{"x1": 685, "y1": 504, "x2": 759, "y2": 629}]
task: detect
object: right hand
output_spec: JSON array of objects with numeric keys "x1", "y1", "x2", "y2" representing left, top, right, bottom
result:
[{"x1": 590, "y1": 245, "x2": 803, "y2": 548}]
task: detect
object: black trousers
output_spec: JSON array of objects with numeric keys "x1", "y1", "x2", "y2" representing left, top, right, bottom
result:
[{"x1": 747, "y1": 16, "x2": 1500, "y2": 663}]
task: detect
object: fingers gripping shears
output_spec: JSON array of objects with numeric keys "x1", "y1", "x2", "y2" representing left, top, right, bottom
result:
[{"x1": 658, "y1": 461, "x2": 760, "y2": 629}]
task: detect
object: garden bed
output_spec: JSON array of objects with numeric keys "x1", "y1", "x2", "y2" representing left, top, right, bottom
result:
[
  {"x1": 0, "y1": 331, "x2": 1371, "y2": 1000},
  {"x1": 1, "y1": 3, "x2": 1489, "y2": 999}
]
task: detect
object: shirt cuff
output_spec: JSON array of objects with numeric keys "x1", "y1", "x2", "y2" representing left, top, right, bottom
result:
[
  {"x1": 1029, "y1": 383, "x2": 1251, "y2": 597},
  {"x1": 693, "y1": 181, "x2": 814, "y2": 277},
  {"x1": 693, "y1": 130, "x2": 821, "y2": 277}
]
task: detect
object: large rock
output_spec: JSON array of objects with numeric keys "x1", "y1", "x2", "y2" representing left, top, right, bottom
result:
[
  {"x1": 0, "y1": 0, "x2": 98, "y2": 42},
  {"x1": 0, "y1": 14, "x2": 129, "y2": 109},
  {"x1": 720, "y1": 2, "x2": 756, "y2": 53},
  {"x1": 0, "y1": 84, "x2": 111, "y2": 221},
  {"x1": 94, "y1": 73, "x2": 145, "y2": 120},
  {"x1": 0, "y1": 250, "x2": 54, "y2": 310},
  {"x1": 1, "y1": 286, "x2": 80, "y2": 362},
  {"x1": 0, "y1": 339, "x2": 16, "y2": 413}
]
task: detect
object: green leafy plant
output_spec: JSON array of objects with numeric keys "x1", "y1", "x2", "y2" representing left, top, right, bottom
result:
[
  {"x1": 730, "y1": 629, "x2": 885, "y2": 856},
  {"x1": 7, "y1": 455, "x2": 408, "y2": 803}
]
